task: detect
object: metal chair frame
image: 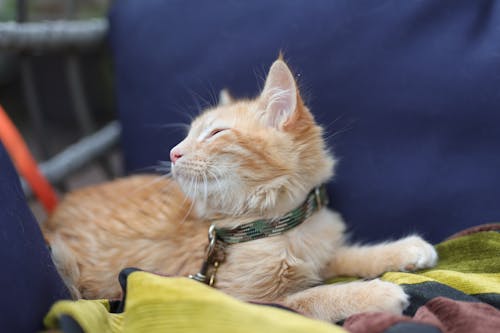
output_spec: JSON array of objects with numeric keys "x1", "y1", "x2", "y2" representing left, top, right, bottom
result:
[{"x1": 0, "y1": 0, "x2": 120, "y2": 196}]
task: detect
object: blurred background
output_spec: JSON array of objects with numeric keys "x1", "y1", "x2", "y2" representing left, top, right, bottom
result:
[
  {"x1": 0, "y1": 0, "x2": 118, "y2": 220},
  {"x1": 1, "y1": 0, "x2": 499, "y2": 243}
]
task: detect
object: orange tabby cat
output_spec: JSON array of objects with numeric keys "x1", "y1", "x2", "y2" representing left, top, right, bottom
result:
[{"x1": 42, "y1": 58, "x2": 437, "y2": 322}]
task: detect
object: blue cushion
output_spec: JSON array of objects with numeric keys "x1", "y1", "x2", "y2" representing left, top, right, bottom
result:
[
  {"x1": 0, "y1": 142, "x2": 70, "y2": 332},
  {"x1": 109, "y1": 0, "x2": 500, "y2": 243}
]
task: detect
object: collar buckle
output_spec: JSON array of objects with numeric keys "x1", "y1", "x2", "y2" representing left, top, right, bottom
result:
[
  {"x1": 189, "y1": 224, "x2": 220, "y2": 286},
  {"x1": 314, "y1": 186, "x2": 323, "y2": 209}
]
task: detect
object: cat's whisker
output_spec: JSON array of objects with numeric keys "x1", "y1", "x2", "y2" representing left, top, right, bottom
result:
[
  {"x1": 123, "y1": 162, "x2": 174, "y2": 196},
  {"x1": 154, "y1": 163, "x2": 170, "y2": 172},
  {"x1": 202, "y1": 173, "x2": 209, "y2": 212},
  {"x1": 178, "y1": 172, "x2": 202, "y2": 221},
  {"x1": 252, "y1": 65, "x2": 267, "y2": 91},
  {"x1": 206, "y1": 82, "x2": 219, "y2": 107},
  {"x1": 323, "y1": 117, "x2": 356, "y2": 142},
  {"x1": 155, "y1": 160, "x2": 173, "y2": 173},
  {"x1": 324, "y1": 126, "x2": 354, "y2": 141},
  {"x1": 323, "y1": 114, "x2": 346, "y2": 132},
  {"x1": 171, "y1": 105, "x2": 196, "y2": 123},
  {"x1": 132, "y1": 167, "x2": 180, "y2": 198},
  {"x1": 203, "y1": 173, "x2": 208, "y2": 200},
  {"x1": 187, "y1": 87, "x2": 213, "y2": 111},
  {"x1": 142, "y1": 122, "x2": 191, "y2": 133},
  {"x1": 128, "y1": 161, "x2": 172, "y2": 178},
  {"x1": 156, "y1": 123, "x2": 191, "y2": 130},
  {"x1": 155, "y1": 167, "x2": 171, "y2": 174},
  {"x1": 131, "y1": 165, "x2": 166, "y2": 173},
  {"x1": 135, "y1": 174, "x2": 182, "y2": 208},
  {"x1": 128, "y1": 173, "x2": 173, "y2": 196},
  {"x1": 179, "y1": 175, "x2": 195, "y2": 207},
  {"x1": 207, "y1": 169, "x2": 224, "y2": 196},
  {"x1": 87, "y1": 172, "x2": 175, "y2": 211},
  {"x1": 180, "y1": 178, "x2": 198, "y2": 224},
  {"x1": 206, "y1": 168, "x2": 225, "y2": 192}
]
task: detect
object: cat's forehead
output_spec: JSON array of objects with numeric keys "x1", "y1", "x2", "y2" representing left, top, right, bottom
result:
[
  {"x1": 192, "y1": 110, "x2": 224, "y2": 128},
  {"x1": 191, "y1": 101, "x2": 259, "y2": 129}
]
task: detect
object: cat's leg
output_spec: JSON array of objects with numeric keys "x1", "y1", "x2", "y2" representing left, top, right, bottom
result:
[
  {"x1": 282, "y1": 279, "x2": 409, "y2": 322},
  {"x1": 321, "y1": 235, "x2": 438, "y2": 279}
]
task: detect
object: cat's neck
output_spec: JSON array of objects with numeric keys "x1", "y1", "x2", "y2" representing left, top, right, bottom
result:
[{"x1": 198, "y1": 185, "x2": 326, "y2": 229}]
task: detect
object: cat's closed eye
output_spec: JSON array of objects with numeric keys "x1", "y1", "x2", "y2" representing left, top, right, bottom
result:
[{"x1": 209, "y1": 128, "x2": 228, "y2": 138}]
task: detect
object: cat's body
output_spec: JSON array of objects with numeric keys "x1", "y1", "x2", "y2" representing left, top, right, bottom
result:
[
  {"x1": 43, "y1": 176, "x2": 207, "y2": 299},
  {"x1": 43, "y1": 59, "x2": 437, "y2": 322}
]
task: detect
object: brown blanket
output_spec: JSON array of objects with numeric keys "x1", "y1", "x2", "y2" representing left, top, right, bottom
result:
[{"x1": 344, "y1": 297, "x2": 500, "y2": 333}]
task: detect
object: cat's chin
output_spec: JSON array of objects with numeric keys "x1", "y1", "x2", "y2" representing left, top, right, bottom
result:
[{"x1": 173, "y1": 174, "x2": 221, "y2": 195}]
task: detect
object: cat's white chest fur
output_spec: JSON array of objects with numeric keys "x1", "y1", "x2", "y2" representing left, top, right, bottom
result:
[{"x1": 215, "y1": 208, "x2": 346, "y2": 301}]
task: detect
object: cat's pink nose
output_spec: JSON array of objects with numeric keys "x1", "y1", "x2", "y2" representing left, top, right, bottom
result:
[{"x1": 170, "y1": 148, "x2": 183, "y2": 164}]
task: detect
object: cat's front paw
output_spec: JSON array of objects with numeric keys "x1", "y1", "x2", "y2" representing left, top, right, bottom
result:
[
  {"x1": 363, "y1": 279, "x2": 410, "y2": 315},
  {"x1": 394, "y1": 235, "x2": 438, "y2": 272}
]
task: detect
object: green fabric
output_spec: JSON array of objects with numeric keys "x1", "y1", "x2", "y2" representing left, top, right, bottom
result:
[
  {"x1": 45, "y1": 230, "x2": 500, "y2": 332},
  {"x1": 379, "y1": 231, "x2": 500, "y2": 314},
  {"x1": 426, "y1": 231, "x2": 500, "y2": 273},
  {"x1": 380, "y1": 231, "x2": 500, "y2": 292}
]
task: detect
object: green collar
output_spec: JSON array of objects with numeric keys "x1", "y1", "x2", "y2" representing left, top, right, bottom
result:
[
  {"x1": 214, "y1": 184, "x2": 329, "y2": 244},
  {"x1": 189, "y1": 185, "x2": 329, "y2": 285}
]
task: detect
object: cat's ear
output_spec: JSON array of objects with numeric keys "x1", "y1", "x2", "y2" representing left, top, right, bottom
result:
[
  {"x1": 259, "y1": 59, "x2": 300, "y2": 130},
  {"x1": 218, "y1": 89, "x2": 233, "y2": 106}
]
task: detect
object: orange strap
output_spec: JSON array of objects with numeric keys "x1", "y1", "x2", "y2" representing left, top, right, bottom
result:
[{"x1": 0, "y1": 104, "x2": 58, "y2": 213}]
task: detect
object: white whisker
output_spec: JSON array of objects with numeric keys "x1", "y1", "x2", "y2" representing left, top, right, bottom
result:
[
  {"x1": 128, "y1": 173, "x2": 172, "y2": 196},
  {"x1": 203, "y1": 173, "x2": 208, "y2": 211},
  {"x1": 180, "y1": 178, "x2": 198, "y2": 224},
  {"x1": 207, "y1": 169, "x2": 224, "y2": 196}
]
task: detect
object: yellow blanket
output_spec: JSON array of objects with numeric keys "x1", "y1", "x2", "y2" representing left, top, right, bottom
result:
[
  {"x1": 45, "y1": 272, "x2": 345, "y2": 333},
  {"x1": 45, "y1": 228, "x2": 500, "y2": 333}
]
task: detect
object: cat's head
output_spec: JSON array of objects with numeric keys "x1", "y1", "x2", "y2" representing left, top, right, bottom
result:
[{"x1": 170, "y1": 59, "x2": 335, "y2": 220}]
